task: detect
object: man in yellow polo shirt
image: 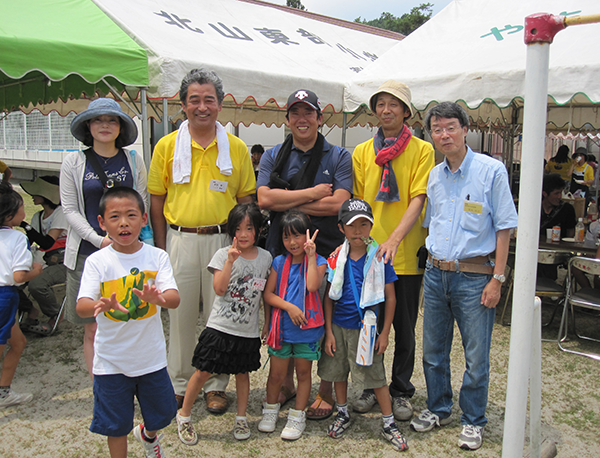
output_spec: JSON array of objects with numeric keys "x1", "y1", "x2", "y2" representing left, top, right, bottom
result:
[
  {"x1": 352, "y1": 81, "x2": 434, "y2": 422},
  {"x1": 148, "y1": 69, "x2": 255, "y2": 414}
]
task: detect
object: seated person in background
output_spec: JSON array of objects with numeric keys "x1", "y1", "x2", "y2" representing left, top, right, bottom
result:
[
  {"x1": 19, "y1": 176, "x2": 68, "y2": 335},
  {"x1": 0, "y1": 160, "x2": 12, "y2": 183},
  {"x1": 541, "y1": 174, "x2": 576, "y2": 239},
  {"x1": 540, "y1": 174, "x2": 576, "y2": 280}
]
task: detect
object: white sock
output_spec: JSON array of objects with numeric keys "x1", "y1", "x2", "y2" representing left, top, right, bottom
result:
[
  {"x1": 236, "y1": 415, "x2": 247, "y2": 422},
  {"x1": 337, "y1": 403, "x2": 349, "y2": 417},
  {"x1": 177, "y1": 412, "x2": 191, "y2": 422},
  {"x1": 383, "y1": 414, "x2": 395, "y2": 429}
]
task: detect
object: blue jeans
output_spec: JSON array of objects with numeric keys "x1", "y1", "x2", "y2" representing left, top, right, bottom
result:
[{"x1": 422, "y1": 261, "x2": 495, "y2": 427}]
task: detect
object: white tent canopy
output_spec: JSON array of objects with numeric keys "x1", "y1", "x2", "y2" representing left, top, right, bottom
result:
[
  {"x1": 345, "y1": 0, "x2": 600, "y2": 133},
  {"x1": 91, "y1": 0, "x2": 401, "y2": 127}
]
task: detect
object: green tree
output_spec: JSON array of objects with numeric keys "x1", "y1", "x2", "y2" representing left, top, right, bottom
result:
[
  {"x1": 356, "y1": 3, "x2": 433, "y2": 35},
  {"x1": 287, "y1": 0, "x2": 306, "y2": 11}
]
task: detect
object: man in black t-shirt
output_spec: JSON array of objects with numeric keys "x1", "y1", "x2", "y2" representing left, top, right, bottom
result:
[
  {"x1": 540, "y1": 174, "x2": 576, "y2": 238},
  {"x1": 539, "y1": 174, "x2": 576, "y2": 280}
]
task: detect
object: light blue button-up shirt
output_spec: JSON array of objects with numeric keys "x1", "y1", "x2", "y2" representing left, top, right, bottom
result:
[{"x1": 424, "y1": 147, "x2": 518, "y2": 260}]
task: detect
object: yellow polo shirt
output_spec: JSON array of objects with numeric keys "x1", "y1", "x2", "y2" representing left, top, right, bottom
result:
[
  {"x1": 353, "y1": 136, "x2": 434, "y2": 275},
  {"x1": 147, "y1": 130, "x2": 256, "y2": 227}
]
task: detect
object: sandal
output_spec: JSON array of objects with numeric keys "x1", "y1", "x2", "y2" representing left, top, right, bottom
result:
[
  {"x1": 20, "y1": 318, "x2": 39, "y2": 330},
  {"x1": 25, "y1": 323, "x2": 53, "y2": 336},
  {"x1": 278, "y1": 385, "x2": 297, "y2": 406},
  {"x1": 306, "y1": 392, "x2": 335, "y2": 420}
]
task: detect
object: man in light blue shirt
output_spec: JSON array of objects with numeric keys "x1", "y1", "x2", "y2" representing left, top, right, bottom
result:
[{"x1": 409, "y1": 102, "x2": 517, "y2": 451}]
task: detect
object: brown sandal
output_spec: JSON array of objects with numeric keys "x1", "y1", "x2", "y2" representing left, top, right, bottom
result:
[
  {"x1": 279, "y1": 385, "x2": 296, "y2": 406},
  {"x1": 306, "y1": 392, "x2": 335, "y2": 420}
]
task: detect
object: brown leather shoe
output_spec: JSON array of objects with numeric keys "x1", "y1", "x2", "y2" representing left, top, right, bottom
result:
[{"x1": 205, "y1": 391, "x2": 228, "y2": 414}]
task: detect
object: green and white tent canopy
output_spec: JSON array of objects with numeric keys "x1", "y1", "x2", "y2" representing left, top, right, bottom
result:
[{"x1": 0, "y1": 0, "x2": 148, "y2": 113}]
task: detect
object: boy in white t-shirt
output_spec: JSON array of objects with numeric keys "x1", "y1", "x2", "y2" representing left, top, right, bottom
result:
[{"x1": 76, "y1": 187, "x2": 180, "y2": 458}]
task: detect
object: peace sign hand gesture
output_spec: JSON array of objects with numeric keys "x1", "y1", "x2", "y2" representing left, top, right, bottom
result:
[
  {"x1": 304, "y1": 229, "x2": 318, "y2": 258},
  {"x1": 227, "y1": 237, "x2": 242, "y2": 263}
]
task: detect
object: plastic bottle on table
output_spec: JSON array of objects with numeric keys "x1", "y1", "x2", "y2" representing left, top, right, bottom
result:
[{"x1": 575, "y1": 218, "x2": 585, "y2": 242}]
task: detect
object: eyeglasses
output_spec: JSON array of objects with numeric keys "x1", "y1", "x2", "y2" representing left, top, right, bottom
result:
[{"x1": 431, "y1": 124, "x2": 461, "y2": 136}]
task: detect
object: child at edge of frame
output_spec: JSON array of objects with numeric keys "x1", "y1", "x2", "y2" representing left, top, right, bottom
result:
[
  {"x1": 317, "y1": 198, "x2": 409, "y2": 452},
  {"x1": 0, "y1": 182, "x2": 43, "y2": 408},
  {"x1": 76, "y1": 187, "x2": 180, "y2": 458}
]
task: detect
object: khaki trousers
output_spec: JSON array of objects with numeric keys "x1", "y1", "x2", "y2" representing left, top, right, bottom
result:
[{"x1": 166, "y1": 228, "x2": 230, "y2": 396}]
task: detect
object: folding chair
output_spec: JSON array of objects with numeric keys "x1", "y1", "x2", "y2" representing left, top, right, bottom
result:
[
  {"x1": 500, "y1": 249, "x2": 570, "y2": 326},
  {"x1": 558, "y1": 256, "x2": 600, "y2": 360}
]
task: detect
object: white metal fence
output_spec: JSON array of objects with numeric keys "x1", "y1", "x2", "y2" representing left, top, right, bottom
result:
[{"x1": 1, "y1": 111, "x2": 81, "y2": 171}]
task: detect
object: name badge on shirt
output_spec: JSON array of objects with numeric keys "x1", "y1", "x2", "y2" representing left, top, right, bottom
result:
[
  {"x1": 464, "y1": 200, "x2": 483, "y2": 214},
  {"x1": 209, "y1": 179, "x2": 228, "y2": 193},
  {"x1": 252, "y1": 278, "x2": 266, "y2": 291}
]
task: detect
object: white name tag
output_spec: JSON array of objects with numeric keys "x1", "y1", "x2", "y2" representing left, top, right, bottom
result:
[
  {"x1": 209, "y1": 179, "x2": 228, "y2": 193},
  {"x1": 252, "y1": 278, "x2": 267, "y2": 291}
]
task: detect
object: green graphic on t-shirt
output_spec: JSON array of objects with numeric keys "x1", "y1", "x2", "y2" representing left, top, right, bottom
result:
[{"x1": 105, "y1": 268, "x2": 151, "y2": 322}]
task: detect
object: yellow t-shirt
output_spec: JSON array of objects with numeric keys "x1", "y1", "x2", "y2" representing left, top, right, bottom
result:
[
  {"x1": 147, "y1": 130, "x2": 256, "y2": 227},
  {"x1": 572, "y1": 163, "x2": 594, "y2": 183},
  {"x1": 545, "y1": 158, "x2": 573, "y2": 181},
  {"x1": 353, "y1": 136, "x2": 435, "y2": 275}
]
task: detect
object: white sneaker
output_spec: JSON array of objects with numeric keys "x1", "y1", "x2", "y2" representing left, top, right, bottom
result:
[
  {"x1": 233, "y1": 417, "x2": 251, "y2": 440},
  {"x1": 133, "y1": 424, "x2": 165, "y2": 458},
  {"x1": 410, "y1": 409, "x2": 452, "y2": 432},
  {"x1": 0, "y1": 390, "x2": 33, "y2": 408},
  {"x1": 280, "y1": 408, "x2": 306, "y2": 441},
  {"x1": 458, "y1": 424, "x2": 484, "y2": 450},
  {"x1": 353, "y1": 389, "x2": 377, "y2": 413},
  {"x1": 176, "y1": 411, "x2": 198, "y2": 445},
  {"x1": 392, "y1": 396, "x2": 413, "y2": 421},
  {"x1": 258, "y1": 402, "x2": 280, "y2": 433}
]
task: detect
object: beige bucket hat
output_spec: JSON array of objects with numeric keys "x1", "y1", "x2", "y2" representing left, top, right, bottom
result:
[{"x1": 369, "y1": 80, "x2": 413, "y2": 118}]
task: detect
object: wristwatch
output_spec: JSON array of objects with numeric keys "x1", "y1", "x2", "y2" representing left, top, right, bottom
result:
[{"x1": 493, "y1": 273, "x2": 506, "y2": 283}]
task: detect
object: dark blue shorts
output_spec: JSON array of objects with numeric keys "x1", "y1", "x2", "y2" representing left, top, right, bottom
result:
[
  {"x1": 0, "y1": 286, "x2": 18, "y2": 345},
  {"x1": 90, "y1": 367, "x2": 176, "y2": 437}
]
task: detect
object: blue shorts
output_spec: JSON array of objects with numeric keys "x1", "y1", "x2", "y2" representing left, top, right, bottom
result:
[
  {"x1": 90, "y1": 367, "x2": 176, "y2": 437},
  {"x1": 0, "y1": 286, "x2": 18, "y2": 345}
]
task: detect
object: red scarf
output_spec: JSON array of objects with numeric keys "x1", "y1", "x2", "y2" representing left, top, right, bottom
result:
[
  {"x1": 266, "y1": 254, "x2": 324, "y2": 350},
  {"x1": 374, "y1": 124, "x2": 412, "y2": 203}
]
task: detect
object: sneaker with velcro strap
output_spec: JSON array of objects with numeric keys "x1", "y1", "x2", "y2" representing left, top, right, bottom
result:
[
  {"x1": 381, "y1": 423, "x2": 409, "y2": 451},
  {"x1": 133, "y1": 424, "x2": 165, "y2": 458},
  {"x1": 327, "y1": 411, "x2": 351, "y2": 438}
]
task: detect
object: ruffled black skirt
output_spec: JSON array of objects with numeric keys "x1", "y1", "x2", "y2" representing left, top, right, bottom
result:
[{"x1": 191, "y1": 327, "x2": 261, "y2": 374}]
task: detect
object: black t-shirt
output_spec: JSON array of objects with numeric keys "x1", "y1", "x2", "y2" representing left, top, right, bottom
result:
[{"x1": 540, "y1": 201, "x2": 576, "y2": 236}]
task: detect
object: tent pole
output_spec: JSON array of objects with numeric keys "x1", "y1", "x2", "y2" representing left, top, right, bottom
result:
[
  {"x1": 503, "y1": 13, "x2": 566, "y2": 458},
  {"x1": 163, "y1": 98, "x2": 169, "y2": 138},
  {"x1": 342, "y1": 112, "x2": 347, "y2": 148},
  {"x1": 140, "y1": 88, "x2": 151, "y2": 170}
]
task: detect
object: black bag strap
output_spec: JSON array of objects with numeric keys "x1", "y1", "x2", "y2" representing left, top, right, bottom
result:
[{"x1": 83, "y1": 148, "x2": 118, "y2": 189}]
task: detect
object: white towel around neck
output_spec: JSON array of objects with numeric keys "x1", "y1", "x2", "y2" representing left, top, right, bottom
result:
[{"x1": 172, "y1": 120, "x2": 232, "y2": 184}]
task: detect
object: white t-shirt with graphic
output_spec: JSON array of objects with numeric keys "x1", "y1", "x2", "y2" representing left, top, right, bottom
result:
[
  {"x1": 78, "y1": 244, "x2": 178, "y2": 377},
  {"x1": 207, "y1": 246, "x2": 272, "y2": 338}
]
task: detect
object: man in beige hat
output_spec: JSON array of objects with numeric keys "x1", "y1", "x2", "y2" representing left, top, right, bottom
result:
[{"x1": 351, "y1": 80, "x2": 435, "y2": 422}]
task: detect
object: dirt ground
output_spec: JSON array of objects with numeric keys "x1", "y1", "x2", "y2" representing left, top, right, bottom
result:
[{"x1": 1, "y1": 301, "x2": 599, "y2": 458}]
